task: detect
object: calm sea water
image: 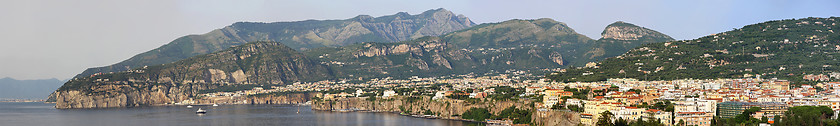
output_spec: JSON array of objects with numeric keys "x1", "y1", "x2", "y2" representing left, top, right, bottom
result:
[{"x1": 0, "y1": 102, "x2": 479, "y2": 126}]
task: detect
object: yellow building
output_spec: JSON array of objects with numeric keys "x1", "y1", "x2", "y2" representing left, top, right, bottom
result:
[{"x1": 675, "y1": 112, "x2": 713, "y2": 126}]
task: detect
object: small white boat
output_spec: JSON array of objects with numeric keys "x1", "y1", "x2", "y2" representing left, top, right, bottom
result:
[
  {"x1": 186, "y1": 105, "x2": 193, "y2": 108},
  {"x1": 212, "y1": 104, "x2": 219, "y2": 107},
  {"x1": 196, "y1": 108, "x2": 207, "y2": 114}
]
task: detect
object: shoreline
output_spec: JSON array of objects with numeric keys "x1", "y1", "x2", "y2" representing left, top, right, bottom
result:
[
  {"x1": 311, "y1": 108, "x2": 486, "y2": 124},
  {"x1": 45, "y1": 102, "x2": 485, "y2": 124}
]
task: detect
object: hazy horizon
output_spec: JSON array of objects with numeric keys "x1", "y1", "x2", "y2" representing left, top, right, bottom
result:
[{"x1": 1, "y1": 0, "x2": 839, "y2": 80}]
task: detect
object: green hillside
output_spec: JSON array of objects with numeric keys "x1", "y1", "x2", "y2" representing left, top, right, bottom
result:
[{"x1": 547, "y1": 17, "x2": 840, "y2": 83}]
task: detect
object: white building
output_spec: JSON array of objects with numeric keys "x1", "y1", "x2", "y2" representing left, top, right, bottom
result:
[
  {"x1": 383, "y1": 90, "x2": 397, "y2": 97},
  {"x1": 674, "y1": 98, "x2": 718, "y2": 115}
]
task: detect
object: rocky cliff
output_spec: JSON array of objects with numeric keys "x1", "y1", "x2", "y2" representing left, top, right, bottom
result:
[
  {"x1": 583, "y1": 21, "x2": 676, "y2": 61},
  {"x1": 55, "y1": 42, "x2": 331, "y2": 108},
  {"x1": 74, "y1": 8, "x2": 475, "y2": 79},
  {"x1": 600, "y1": 21, "x2": 673, "y2": 41},
  {"x1": 311, "y1": 96, "x2": 579, "y2": 125},
  {"x1": 248, "y1": 93, "x2": 318, "y2": 105}
]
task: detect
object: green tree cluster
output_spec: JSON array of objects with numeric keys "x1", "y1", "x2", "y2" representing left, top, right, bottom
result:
[
  {"x1": 772, "y1": 106, "x2": 837, "y2": 126},
  {"x1": 461, "y1": 108, "x2": 492, "y2": 121},
  {"x1": 491, "y1": 106, "x2": 532, "y2": 124}
]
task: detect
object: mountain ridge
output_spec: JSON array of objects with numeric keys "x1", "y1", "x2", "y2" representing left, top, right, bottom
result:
[{"x1": 73, "y1": 8, "x2": 474, "y2": 79}]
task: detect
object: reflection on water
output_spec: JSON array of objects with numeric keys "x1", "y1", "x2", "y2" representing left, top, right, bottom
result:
[{"x1": 0, "y1": 102, "x2": 478, "y2": 126}]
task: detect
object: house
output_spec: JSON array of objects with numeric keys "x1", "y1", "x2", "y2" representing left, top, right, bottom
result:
[
  {"x1": 644, "y1": 109, "x2": 673, "y2": 126},
  {"x1": 675, "y1": 112, "x2": 713, "y2": 126},
  {"x1": 383, "y1": 90, "x2": 397, "y2": 97}
]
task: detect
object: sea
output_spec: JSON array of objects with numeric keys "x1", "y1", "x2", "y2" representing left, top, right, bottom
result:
[{"x1": 0, "y1": 102, "x2": 480, "y2": 126}]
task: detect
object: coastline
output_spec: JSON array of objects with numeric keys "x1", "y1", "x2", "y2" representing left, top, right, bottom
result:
[
  {"x1": 310, "y1": 96, "x2": 580, "y2": 125},
  {"x1": 312, "y1": 108, "x2": 486, "y2": 124}
]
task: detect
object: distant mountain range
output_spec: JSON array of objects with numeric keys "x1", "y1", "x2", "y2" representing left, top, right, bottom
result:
[
  {"x1": 547, "y1": 17, "x2": 840, "y2": 83},
  {"x1": 0, "y1": 77, "x2": 64, "y2": 100},
  {"x1": 53, "y1": 8, "x2": 675, "y2": 108}
]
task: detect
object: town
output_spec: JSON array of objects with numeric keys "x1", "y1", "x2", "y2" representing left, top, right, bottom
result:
[{"x1": 187, "y1": 67, "x2": 840, "y2": 126}]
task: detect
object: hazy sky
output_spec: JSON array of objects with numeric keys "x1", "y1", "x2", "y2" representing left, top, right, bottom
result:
[{"x1": 1, "y1": 0, "x2": 838, "y2": 80}]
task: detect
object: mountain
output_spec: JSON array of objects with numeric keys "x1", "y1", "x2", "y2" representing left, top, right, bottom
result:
[
  {"x1": 54, "y1": 15, "x2": 675, "y2": 109},
  {"x1": 309, "y1": 18, "x2": 600, "y2": 79},
  {"x1": 0, "y1": 78, "x2": 65, "y2": 100},
  {"x1": 304, "y1": 19, "x2": 675, "y2": 79},
  {"x1": 547, "y1": 17, "x2": 840, "y2": 83},
  {"x1": 73, "y1": 8, "x2": 475, "y2": 79},
  {"x1": 54, "y1": 42, "x2": 332, "y2": 108}
]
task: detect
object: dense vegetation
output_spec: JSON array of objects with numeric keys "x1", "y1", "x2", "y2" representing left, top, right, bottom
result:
[
  {"x1": 772, "y1": 106, "x2": 837, "y2": 126},
  {"x1": 492, "y1": 106, "x2": 532, "y2": 124},
  {"x1": 548, "y1": 17, "x2": 840, "y2": 84},
  {"x1": 488, "y1": 86, "x2": 525, "y2": 101},
  {"x1": 461, "y1": 108, "x2": 492, "y2": 121},
  {"x1": 461, "y1": 107, "x2": 533, "y2": 124},
  {"x1": 597, "y1": 111, "x2": 667, "y2": 126},
  {"x1": 711, "y1": 106, "x2": 838, "y2": 126}
]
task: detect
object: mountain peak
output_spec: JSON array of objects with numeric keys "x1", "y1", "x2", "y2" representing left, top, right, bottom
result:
[
  {"x1": 422, "y1": 8, "x2": 450, "y2": 14},
  {"x1": 606, "y1": 21, "x2": 636, "y2": 27},
  {"x1": 600, "y1": 21, "x2": 673, "y2": 41},
  {"x1": 395, "y1": 12, "x2": 410, "y2": 17}
]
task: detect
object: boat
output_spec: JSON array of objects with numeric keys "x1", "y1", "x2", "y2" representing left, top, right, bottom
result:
[
  {"x1": 186, "y1": 105, "x2": 193, "y2": 108},
  {"x1": 212, "y1": 104, "x2": 219, "y2": 107},
  {"x1": 196, "y1": 108, "x2": 207, "y2": 114}
]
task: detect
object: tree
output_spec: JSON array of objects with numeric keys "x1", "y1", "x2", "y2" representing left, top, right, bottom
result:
[
  {"x1": 551, "y1": 103, "x2": 564, "y2": 110},
  {"x1": 597, "y1": 111, "x2": 615, "y2": 126},
  {"x1": 773, "y1": 106, "x2": 835, "y2": 126},
  {"x1": 461, "y1": 108, "x2": 492, "y2": 121},
  {"x1": 615, "y1": 118, "x2": 629, "y2": 126},
  {"x1": 760, "y1": 116, "x2": 768, "y2": 123},
  {"x1": 677, "y1": 119, "x2": 684, "y2": 126}
]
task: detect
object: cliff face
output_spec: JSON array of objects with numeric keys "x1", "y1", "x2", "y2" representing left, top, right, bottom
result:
[
  {"x1": 356, "y1": 8, "x2": 475, "y2": 42},
  {"x1": 55, "y1": 84, "x2": 198, "y2": 109},
  {"x1": 55, "y1": 42, "x2": 331, "y2": 108},
  {"x1": 74, "y1": 8, "x2": 474, "y2": 79},
  {"x1": 248, "y1": 93, "x2": 318, "y2": 105},
  {"x1": 600, "y1": 21, "x2": 673, "y2": 41},
  {"x1": 311, "y1": 96, "x2": 579, "y2": 125}
]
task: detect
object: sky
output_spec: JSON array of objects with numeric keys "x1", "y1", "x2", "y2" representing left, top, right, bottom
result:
[{"x1": 0, "y1": 0, "x2": 838, "y2": 80}]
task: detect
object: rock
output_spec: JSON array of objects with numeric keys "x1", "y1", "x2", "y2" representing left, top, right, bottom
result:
[{"x1": 600, "y1": 21, "x2": 674, "y2": 41}]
